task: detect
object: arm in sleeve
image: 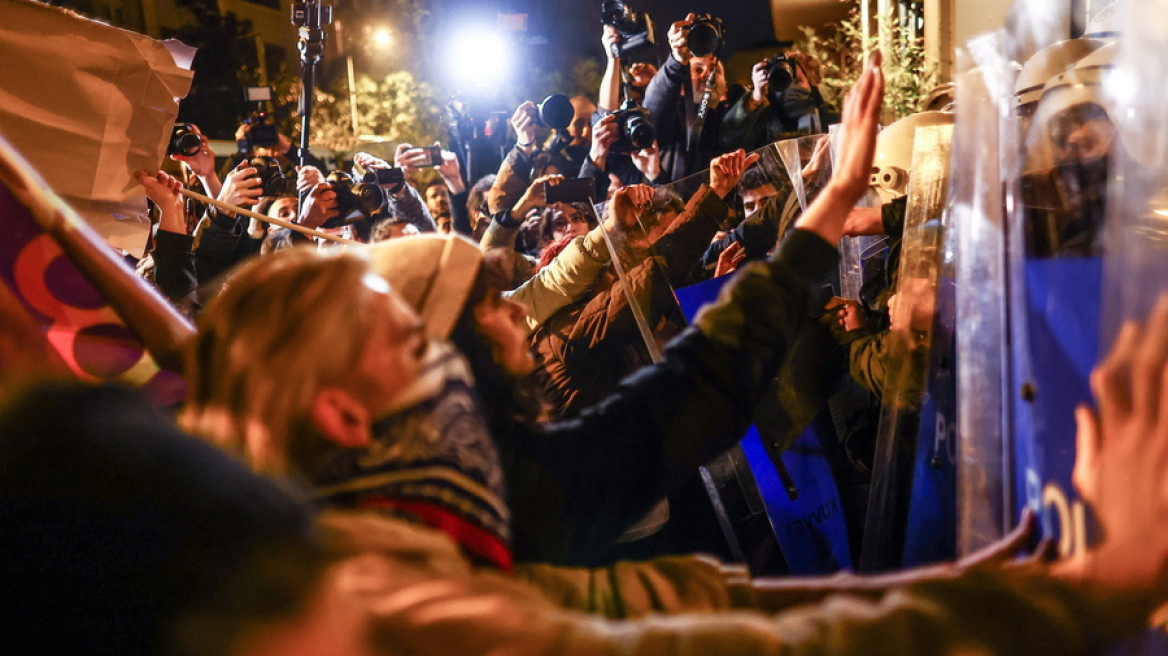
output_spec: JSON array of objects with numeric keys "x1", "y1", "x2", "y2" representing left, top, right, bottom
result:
[
  {"x1": 450, "y1": 189, "x2": 473, "y2": 236},
  {"x1": 488, "y1": 146, "x2": 537, "y2": 215},
  {"x1": 514, "y1": 230, "x2": 840, "y2": 562},
  {"x1": 719, "y1": 93, "x2": 766, "y2": 152},
  {"x1": 150, "y1": 230, "x2": 197, "y2": 305},
  {"x1": 357, "y1": 560, "x2": 1130, "y2": 656},
  {"x1": 650, "y1": 185, "x2": 729, "y2": 287},
  {"x1": 387, "y1": 183, "x2": 437, "y2": 233},
  {"x1": 193, "y1": 207, "x2": 247, "y2": 285},
  {"x1": 504, "y1": 226, "x2": 610, "y2": 331}
]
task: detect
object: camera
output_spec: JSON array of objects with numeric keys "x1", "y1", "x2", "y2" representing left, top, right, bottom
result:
[
  {"x1": 248, "y1": 156, "x2": 292, "y2": 197},
  {"x1": 361, "y1": 167, "x2": 407, "y2": 194},
  {"x1": 326, "y1": 170, "x2": 385, "y2": 226},
  {"x1": 239, "y1": 113, "x2": 280, "y2": 154},
  {"x1": 601, "y1": 0, "x2": 655, "y2": 59},
  {"x1": 167, "y1": 123, "x2": 202, "y2": 157},
  {"x1": 762, "y1": 54, "x2": 796, "y2": 94},
  {"x1": 534, "y1": 94, "x2": 574, "y2": 131},
  {"x1": 686, "y1": 14, "x2": 724, "y2": 59},
  {"x1": 611, "y1": 99, "x2": 656, "y2": 154}
]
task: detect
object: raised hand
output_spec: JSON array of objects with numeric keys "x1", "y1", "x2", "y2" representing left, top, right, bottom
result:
[
  {"x1": 715, "y1": 241, "x2": 745, "y2": 278},
  {"x1": 437, "y1": 145, "x2": 465, "y2": 194},
  {"x1": 356, "y1": 151, "x2": 392, "y2": 171},
  {"x1": 589, "y1": 115, "x2": 619, "y2": 171},
  {"x1": 392, "y1": 144, "x2": 426, "y2": 173},
  {"x1": 630, "y1": 141, "x2": 662, "y2": 182},
  {"x1": 602, "y1": 24, "x2": 621, "y2": 60},
  {"x1": 833, "y1": 51, "x2": 885, "y2": 201},
  {"x1": 298, "y1": 181, "x2": 338, "y2": 230},
  {"x1": 509, "y1": 101, "x2": 539, "y2": 148},
  {"x1": 135, "y1": 170, "x2": 186, "y2": 235},
  {"x1": 750, "y1": 60, "x2": 770, "y2": 106},
  {"x1": 218, "y1": 162, "x2": 262, "y2": 216},
  {"x1": 608, "y1": 183, "x2": 653, "y2": 229},
  {"x1": 1065, "y1": 295, "x2": 1168, "y2": 597},
  {"x1": 512, "y1": 173, "x2": 564, "y2": 219},
  {"x1": 667, "y1": 13, "x2": 696, "y2": 65},
  {"x1": 296, "y1": 165, "x2": 324, "y2": 193},
  {"x1": 709, "y1": 148, "x2": 762, "y2": 199},
  {"x1": 792, "y1": 51, "x2": 883, "y2": 246}
]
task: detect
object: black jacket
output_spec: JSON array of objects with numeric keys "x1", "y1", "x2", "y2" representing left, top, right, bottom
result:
[{"x1": 504, "y1": 228, "x2": 839, "y2": 565}]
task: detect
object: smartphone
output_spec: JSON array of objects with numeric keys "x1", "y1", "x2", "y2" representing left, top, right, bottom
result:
[
  {"x1": 543, "y1": 177, "x2": 597, "y2": 204},
  {"x1": 407, "y1": 144, "x2": 443, "y2": 167}
]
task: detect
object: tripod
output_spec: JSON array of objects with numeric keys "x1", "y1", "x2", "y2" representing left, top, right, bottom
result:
[{"x1": 291, "y1": 1, "x2": 333, "y2": 167}]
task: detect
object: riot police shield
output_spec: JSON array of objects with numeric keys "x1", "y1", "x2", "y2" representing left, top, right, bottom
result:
[
  {"x1": 952, "y1": 34, "x2": 1016, "y2": 556},
  {"x1": 858, "y1": 123, "x2": 955, "y2": 571},
  {"x1": 1003, "y1": 32, "x2": 1118, "y2": 558}
]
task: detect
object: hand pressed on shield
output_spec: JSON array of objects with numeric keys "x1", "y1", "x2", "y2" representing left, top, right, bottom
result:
[{"x1": 1061, "y1": 295, "x2": 1168, "y2": 599}]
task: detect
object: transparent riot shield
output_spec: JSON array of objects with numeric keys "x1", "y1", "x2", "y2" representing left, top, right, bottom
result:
[
  {"x1": 858, "y1": 124, "x2": 954, "y2": 572},
  {"x1": 953, "y1": 34, "x2": 1016, "y2": 556},
  {"x1": 595, "y1": 140, "x2": 852, "y2": 574},
  {"x1": 1096, "y1": 1, "x2": 1168, "y2": 596},
  {"x1": 1002, "y1": 28, "x2": 1115, "y2": 558},
  {"x1": 824, "y1": 124, "x2": 891, "y2": 302}
]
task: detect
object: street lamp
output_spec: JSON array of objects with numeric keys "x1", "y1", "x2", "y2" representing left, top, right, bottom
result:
[{"x1": 344, "y1": 25, "x2": 395, "y2": 136}]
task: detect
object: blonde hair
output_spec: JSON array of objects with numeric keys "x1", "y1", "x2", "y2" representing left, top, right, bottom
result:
[{"x1": 181, "y1": 247, "x2": 380, "y2": 475}]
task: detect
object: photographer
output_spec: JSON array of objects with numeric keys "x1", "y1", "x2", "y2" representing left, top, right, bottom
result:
[
  {"x1": 295, "y1": 152, "x2": 436, "y2": 241},
  {"x1": 218, "y1": 118, "x2": 328, "y2": 180},
  {"x1": 418, "y1": 145, "x2": 470, "y2": 235},
  {"x1": 642, "y1": 12, "x2": 732, "y2": 182},
  {"x1": 722, "y1": 51, "x2": 838, "y2": 151},
  {"x1": 487, "y1": 101, "x2": 573, "y2": 216},
  {"x1": 578, "y1": 113, "x2": 666, "y2": 201}
]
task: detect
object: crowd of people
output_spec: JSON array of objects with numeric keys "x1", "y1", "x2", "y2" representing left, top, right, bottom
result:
[{"x1": 3, "y1": 7, "x2": 1167, "y2": 655}]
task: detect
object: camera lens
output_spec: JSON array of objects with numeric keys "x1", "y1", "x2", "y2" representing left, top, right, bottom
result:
[
  {"x1": 687, "y1": 18, "x2": 723, "y2": 58},
  {"x1": 168, "y1": 124, "x2": 202, "y2": 157},
  {"x1": 767, "y1": 58, "x2": 794, "y2": 93},
  {"x1": 350, "y1": 182, "x2": 384, "y2": 214},
  {"x1": 624, "y1": 114, "x2": 655, "y2": 151},
  {"x1": 537, "y1": 94, "x2": 574, "y2": 131}
]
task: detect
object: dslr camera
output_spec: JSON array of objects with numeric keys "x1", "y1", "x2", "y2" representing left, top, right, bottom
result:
[
  {"x1": 610, "y1": 99, "x2": 655, "y2": 154},
  {"x1": 361, "y1": 167, "x2": 407, "y2": 195},
  {"x1": 761, "y1": 53, "x2": 796, "y2": 94},
  {"x1": 167, "y1": 123, "x2": 202, "y2": 157},
  {"x1": 601, "y1": 0, "x2": 656, "y2": 59},
  {"x1": 248, "y1": 156, "x2": 293, "y2": 197},
  {"x1": 686, "y1": 14, "x2": 725, "y2": 58},
  {"x1": 325, "y1": 170, "x2": 386, "y2": 227}
]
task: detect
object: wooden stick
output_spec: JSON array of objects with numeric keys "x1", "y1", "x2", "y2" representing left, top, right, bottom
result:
[{"x1": 178, "y1": 188, "x2": 364, "y2": 246}]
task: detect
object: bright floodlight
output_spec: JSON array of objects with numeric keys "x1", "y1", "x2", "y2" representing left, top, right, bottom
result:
[
  {"x1": 446, "y1": 27, "x2": 512, "y2": 88},
  {"x1": 371, "y1": 27, "x2": 393, "y2": 49}
]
